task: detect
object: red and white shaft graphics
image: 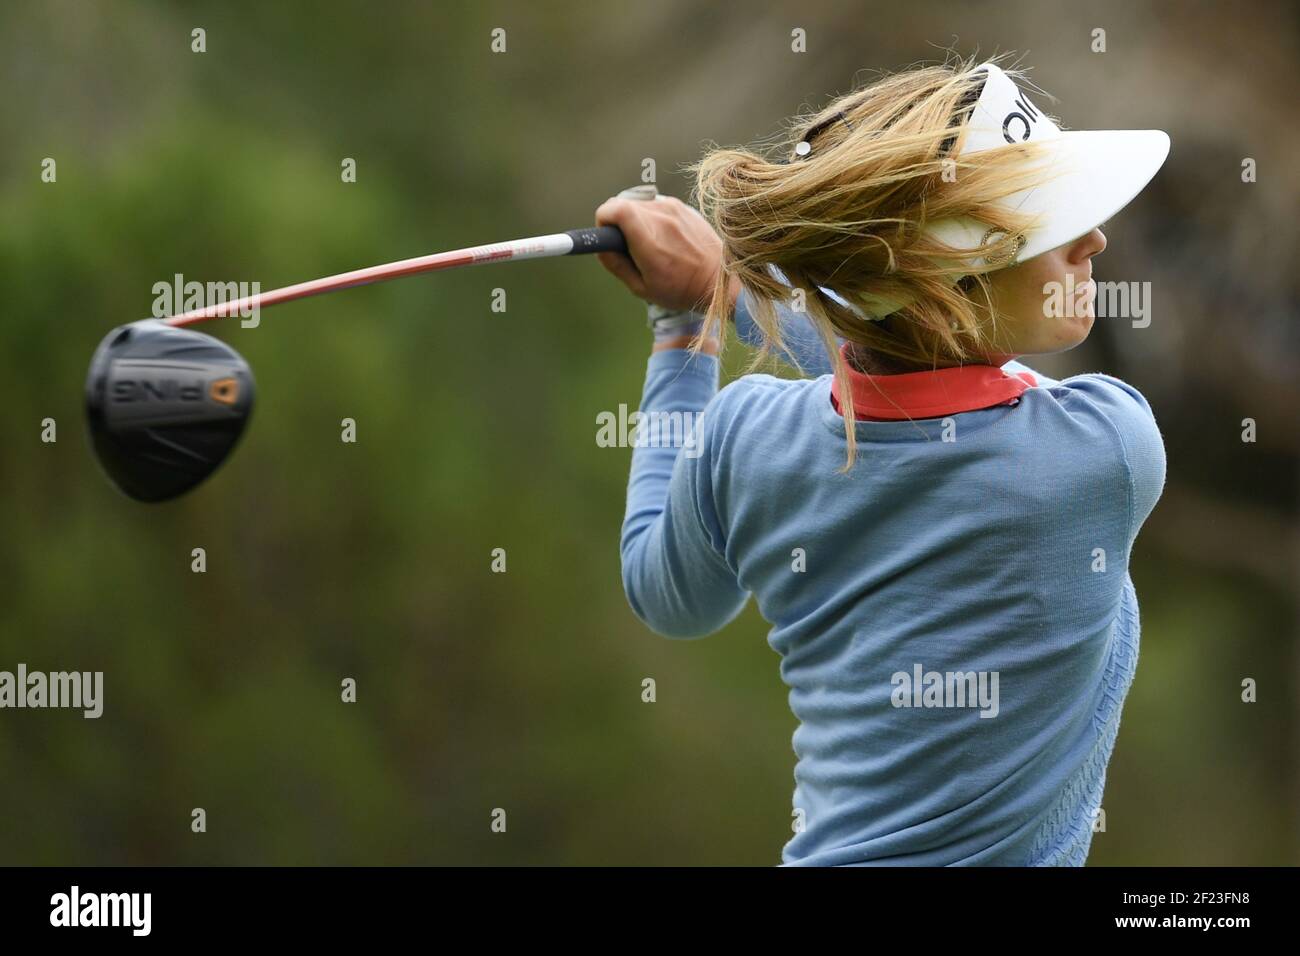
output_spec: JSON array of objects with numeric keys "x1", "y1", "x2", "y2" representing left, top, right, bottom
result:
[{"x1": 163, "y1": 231, "x2": 606, "y2": 328}]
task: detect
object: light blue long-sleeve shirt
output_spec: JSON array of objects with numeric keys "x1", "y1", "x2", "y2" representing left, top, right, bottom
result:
[{"x1": 620, "y1": 292, "x2": 1166, "y2": 865}]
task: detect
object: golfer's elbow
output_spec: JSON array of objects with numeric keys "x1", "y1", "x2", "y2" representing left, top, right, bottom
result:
[
  {"x1": 620, "y1": 551, "x2": 722, "y2": 639},
  {"x1": 632, "y1": 608, "x2": 719, "y2": 641},
  {"x1": 634, "y1": 614, "x2": 721, "y2": 640},
  {"x1": 621, "y1": 573, "x2": 708, "y2": 639}
]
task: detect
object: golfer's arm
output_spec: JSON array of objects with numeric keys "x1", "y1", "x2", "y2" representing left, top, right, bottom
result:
[
  {"x1": 620, "y1": 349, "x2": 747, "y2": 639},
  {"x1": 733, "y1": 288, "x2": 837, "y2": 376}
]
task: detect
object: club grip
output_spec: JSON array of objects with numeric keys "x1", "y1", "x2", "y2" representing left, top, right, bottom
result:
[{"x1": 564, "y1": 226, "x2": 628, "y2": 256}]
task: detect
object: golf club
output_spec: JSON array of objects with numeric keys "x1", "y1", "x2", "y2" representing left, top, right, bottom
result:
[{"x1": 85, "y1": 187, "x2": 659, "y2": 502}]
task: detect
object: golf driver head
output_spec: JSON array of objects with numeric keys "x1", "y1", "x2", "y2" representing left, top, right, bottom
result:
[{"x1": 85, "y1": 319, "x2": 254, "y2": 502}]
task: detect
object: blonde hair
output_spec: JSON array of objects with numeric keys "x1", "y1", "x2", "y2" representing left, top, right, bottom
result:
[{"x1": 688, "y1": 53, "x2": 1057, "y2": 468}]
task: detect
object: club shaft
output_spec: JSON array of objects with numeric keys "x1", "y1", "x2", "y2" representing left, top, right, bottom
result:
[{"x1": 163, "y1": 226, "x2": 626, "y2": 328}]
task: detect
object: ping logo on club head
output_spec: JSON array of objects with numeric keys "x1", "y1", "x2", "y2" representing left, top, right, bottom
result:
[
  {"x1": 111, "y1": 378, "x2": 205, "y2": 403},
  {"x1": 209, "y1": 377, "x2": 239, "y2": 405}
]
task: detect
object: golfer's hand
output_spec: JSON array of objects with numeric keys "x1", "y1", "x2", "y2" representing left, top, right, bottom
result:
[{"x1": 594, "y1": 194, "x2": 741, "y2": 315}]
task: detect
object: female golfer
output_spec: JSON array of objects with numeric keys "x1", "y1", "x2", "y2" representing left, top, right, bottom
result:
[{"x1": 596, "y1": 56, "x2": 1169, "y2": 866}]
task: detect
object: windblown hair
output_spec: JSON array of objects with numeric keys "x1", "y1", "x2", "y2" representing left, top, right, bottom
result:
[{"x1": 688, "y1": 53, "x2": 1058, "y2": 468}]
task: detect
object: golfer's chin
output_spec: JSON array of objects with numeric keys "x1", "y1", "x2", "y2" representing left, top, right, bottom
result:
[
  {"x1": 1051, "y1": 308, "x2": 1095, "y2": 351},
  {"x1": 988, "y1": 301, "x2": 1096, "y2": 362}
]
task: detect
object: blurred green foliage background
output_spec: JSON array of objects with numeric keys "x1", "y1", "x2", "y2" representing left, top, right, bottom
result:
[{"x1": 0, "y1": 0, "x2": 1295, "y2": 864}]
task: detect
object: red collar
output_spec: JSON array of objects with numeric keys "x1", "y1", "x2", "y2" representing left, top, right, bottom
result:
[{"x1": 829, "y1": 344, "x2": 1038, "y2": 421}]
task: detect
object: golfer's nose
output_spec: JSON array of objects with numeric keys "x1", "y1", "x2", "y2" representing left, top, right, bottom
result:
[{"x1": 1072, "y1": 227, "x2": 1107, "y2": 262}]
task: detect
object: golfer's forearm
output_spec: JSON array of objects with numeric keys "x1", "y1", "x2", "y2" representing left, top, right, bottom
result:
[
  {"x1": 620, "y1": 349, "x2": 745, "y2": 637},
  {"x1": 622, "y1": 349, "x2": 718, "y2": 534},
  {"x1": 652, "y1": 334, "x2": 720, "y2": 354}
]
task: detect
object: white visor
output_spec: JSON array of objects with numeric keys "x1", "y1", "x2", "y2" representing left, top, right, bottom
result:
[{"x1": 822, "y1": 62, "x2": 1170, "y2": 320}]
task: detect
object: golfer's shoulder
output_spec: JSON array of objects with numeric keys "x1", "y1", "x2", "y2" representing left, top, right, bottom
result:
[
  {"x1": 1045, "y1": 372, "x2": 1160, "y2": 436},
  {"x1": 710, "y1": 371, "x2": 819, "y2": 418},
  {"x1": 1036, "y1": 373, "x2": 1166, "y2": 506},
  {"x1": 702, "y1": 371, "x2": 821, "y2": 444}
]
